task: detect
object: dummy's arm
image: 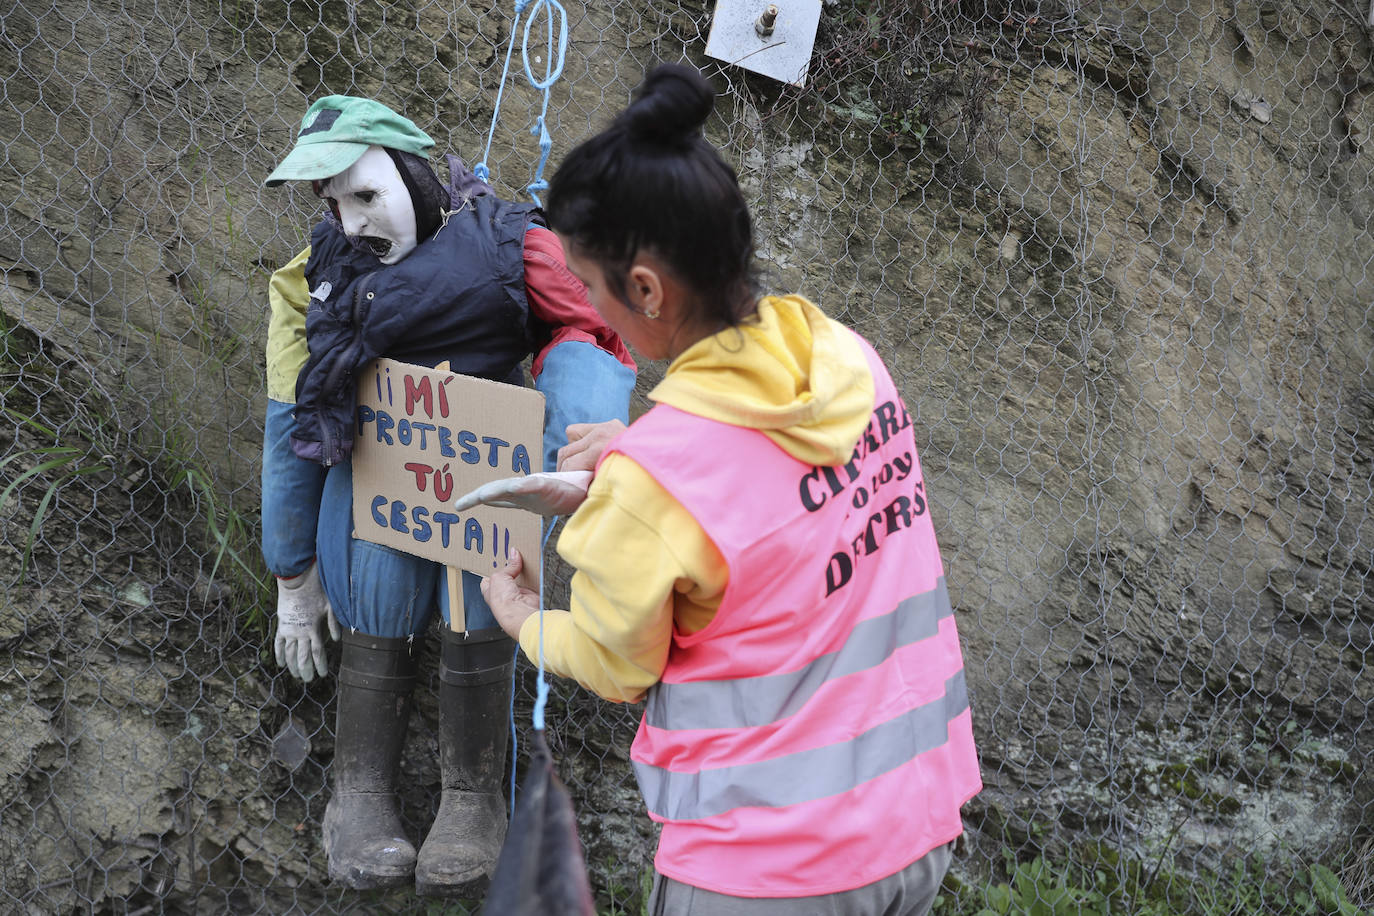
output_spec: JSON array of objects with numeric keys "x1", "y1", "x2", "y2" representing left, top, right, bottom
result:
[
  {"x1": 522, "y1": 227, "x2": 636, "y2": 471},
  {"x1": 262, "y1": 248, "x2": 326, "y2": 576},
  {"x1": 451, "y1": 420, "x2": 624, "y2": 515},
  {"x1": 453, "y1": 470, "x2": 592, "y2": 517},
  {"x1": 262, "y1": 247, "x2": 325, "y2": 577},
  {"x1": 261, "y1": 248, "x2": 337, "y2": 682}
]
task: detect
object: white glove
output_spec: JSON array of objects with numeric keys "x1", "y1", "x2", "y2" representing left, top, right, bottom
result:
[
  {"x1": 273, "y1": 560, "x2": 341, "y2": 682},
  {"x1": 453, "y1": 470, "x2": 593, "y2": 517}
]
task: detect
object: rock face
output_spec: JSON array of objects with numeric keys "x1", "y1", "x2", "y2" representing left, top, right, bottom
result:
[{"x1": 1, "y1": 0, "x2": 1372, "y2": 913}]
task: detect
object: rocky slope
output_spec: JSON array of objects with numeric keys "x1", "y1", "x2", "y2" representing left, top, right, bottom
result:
[{"x1": 1, "y1": 0, "x2": 1371, "y2": 912}]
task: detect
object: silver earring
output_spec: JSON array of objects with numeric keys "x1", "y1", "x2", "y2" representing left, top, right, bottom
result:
[{"x1": 643, "y1": 306, "x2": 660, "y2": 320}]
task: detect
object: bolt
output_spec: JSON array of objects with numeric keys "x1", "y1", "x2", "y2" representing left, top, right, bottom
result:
[{"x1": 755, "y1": 4, "x2": 779, "y2": 38}]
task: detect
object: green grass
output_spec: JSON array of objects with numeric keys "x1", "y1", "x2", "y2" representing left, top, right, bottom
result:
[
  {"x1": 0, "y1": 423, "x2": 113, "y2": 582},
  {"x1": 597, "y1": 867, "x2": 652, "y2": 916},
  {"x1": 0, "y1": 315, "x2": 272, "y2": 632},
  {"x1": 165, "y1": 451, "x2": 274, "y2": 632},
  {"x1": 934, "y1": 851, "x2": 1371, "y2": 916}
]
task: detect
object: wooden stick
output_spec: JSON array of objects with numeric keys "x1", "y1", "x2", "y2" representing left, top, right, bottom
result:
[
  {"x1": 447, "y1": 566, "x2": 466, "y2": 633},
  {"x1": 432, "y1": 361, "x2": 467, "y2": 633}
]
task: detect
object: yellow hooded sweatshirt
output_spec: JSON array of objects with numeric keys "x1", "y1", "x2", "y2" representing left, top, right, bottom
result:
[{"x1": 519, "y1": 295, "x2": 878, "y2": 703}]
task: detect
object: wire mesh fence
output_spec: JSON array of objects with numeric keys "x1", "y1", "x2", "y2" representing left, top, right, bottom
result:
[{"x1": 1, "y1": 0, "x2": 1372, "y2": 913}]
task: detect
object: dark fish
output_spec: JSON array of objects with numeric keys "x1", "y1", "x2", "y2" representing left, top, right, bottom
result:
[{"x1": 480, "y1": 729, "x2": 595, "y2": 916}]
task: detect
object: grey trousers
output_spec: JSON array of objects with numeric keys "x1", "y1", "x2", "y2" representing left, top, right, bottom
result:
[{"x1": 647, "y1": 842, "x2": 954, "y2": 916}]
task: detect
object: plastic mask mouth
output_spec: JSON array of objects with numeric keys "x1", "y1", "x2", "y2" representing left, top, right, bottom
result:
[{"x1": 359, "y1": 235, "x2": 393, "y2": 259}]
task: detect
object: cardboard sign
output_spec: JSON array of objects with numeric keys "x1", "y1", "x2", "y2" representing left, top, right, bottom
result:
[{"x1": 352, "y1": 358, "x2": 544, "y2": 593}]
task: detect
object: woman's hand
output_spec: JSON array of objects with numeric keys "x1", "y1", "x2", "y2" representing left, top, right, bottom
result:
[
  {"x1": 480, "y1": 549, "x2": 542, "y2": 639},
  {"x1": 557, "y1": 419, "x2": 627, "y2": 472}
]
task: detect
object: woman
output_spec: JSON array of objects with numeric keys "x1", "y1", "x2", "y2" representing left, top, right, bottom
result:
[{"x1": 481, "y1": 63, "x2": 981, "y2": 915}]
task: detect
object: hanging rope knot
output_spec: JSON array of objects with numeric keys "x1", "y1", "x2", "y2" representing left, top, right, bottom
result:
[
  {"x1": 474, "y1": 0, "x2": 568, "y2": 205},
  {"x1": 524, "y1": 115, "x2": 555, "y2": 206},
  {"x1": 522, "y1": 0, "x2": 568, "y2": 91}
]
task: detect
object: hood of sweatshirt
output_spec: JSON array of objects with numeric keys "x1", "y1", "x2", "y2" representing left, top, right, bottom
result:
[{"x1": 650, "y1": 295, "x2": 876, "y2": 467}]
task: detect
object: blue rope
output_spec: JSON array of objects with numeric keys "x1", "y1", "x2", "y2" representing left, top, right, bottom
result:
[
  {"x1": 532, "y1": 516, "x2": 560, "y2": 730},
  {"x1": 504, "y1": 514, "x2": 561, "y2": 820},
  {"x1": 482, "y1": 0, "x2": 568, "y2": 803},
  {"x1": 473, "y1": 0, "x2": 568, "y2": 205},
  {"x1": 506, "y1": 640, "x2": 519, "y2": 820}
]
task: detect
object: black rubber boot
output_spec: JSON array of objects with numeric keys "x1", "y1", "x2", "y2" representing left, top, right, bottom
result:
[
  {"x1": 415, "y1": 626, "x2": 516, "y2": 897},
  {"x1": 323, "y1": 632, "x2": 420, "y2": 889}
]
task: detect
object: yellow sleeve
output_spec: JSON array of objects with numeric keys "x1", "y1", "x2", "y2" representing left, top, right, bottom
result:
[
  {"x1": 518, "y1": 452, "x2": 727, "y2": 704},
  {"x1": 265, "y1": 247, "x2": 312, "y2": 403}
]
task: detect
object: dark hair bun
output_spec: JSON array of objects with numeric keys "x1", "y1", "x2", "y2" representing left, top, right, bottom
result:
[{"x1": 621, "y1": 63, "x2": 715, "y2": 145}]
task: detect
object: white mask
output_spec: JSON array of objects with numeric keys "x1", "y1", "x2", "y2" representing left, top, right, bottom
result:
[{"x1": 319, "y1": 145, "x2": 418, "y2": 264}]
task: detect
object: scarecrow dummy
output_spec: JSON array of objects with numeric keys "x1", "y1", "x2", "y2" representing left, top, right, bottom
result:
[{"x1": 258, "y1": 96, "x2": 635, "y2": 895}]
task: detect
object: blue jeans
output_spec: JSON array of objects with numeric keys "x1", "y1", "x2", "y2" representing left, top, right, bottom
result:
[{"x1": 261, "y1": 342, "x2": 634, "y2": 637}]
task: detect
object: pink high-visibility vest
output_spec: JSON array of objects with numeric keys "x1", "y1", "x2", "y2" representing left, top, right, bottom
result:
[{"x1": 604, "y1": 333, "x2": 982, "y2": 898}]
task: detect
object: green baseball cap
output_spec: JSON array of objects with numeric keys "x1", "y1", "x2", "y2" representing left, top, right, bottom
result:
[{"x1": 264, "y1": 95, "x2": 435, "y2": 187}]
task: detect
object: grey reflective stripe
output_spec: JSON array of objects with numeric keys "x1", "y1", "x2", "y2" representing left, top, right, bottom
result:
[
  {"x1": 636, "y1": 669, "x2": 969, "y2": 822},
  {"x1": 644, "y1": 578, "x2": 953, "y2": 732}
]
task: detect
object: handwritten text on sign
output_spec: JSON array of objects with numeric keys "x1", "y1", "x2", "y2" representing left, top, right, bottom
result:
[{"x1": 351, "y1": 358, "x2": 544, "y2": 590}]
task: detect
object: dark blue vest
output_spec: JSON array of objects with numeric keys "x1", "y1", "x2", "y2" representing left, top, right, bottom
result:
[{"x1": 292, "y1": 194, "x2": 541, "y2": 465}]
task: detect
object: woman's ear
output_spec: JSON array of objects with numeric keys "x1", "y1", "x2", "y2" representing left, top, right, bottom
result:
[{"x1": 626, "y1": 261, "x2": 665, "y2": 320}]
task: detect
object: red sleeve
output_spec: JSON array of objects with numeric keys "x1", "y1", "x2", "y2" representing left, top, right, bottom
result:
[{"x1": 523, "y1": 226, "x2": 636, "y2": 379}]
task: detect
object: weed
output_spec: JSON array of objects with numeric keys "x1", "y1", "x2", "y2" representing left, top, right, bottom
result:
[
  {"x1": 934, "y1": 847, "x2": 1374, "y2": 915},
  {"x1": 968, "y1": 855, "x2": 1110, "y2": 916},
  {"x1": 596, "y1": 860, "x2": 652, "y2": 916},
  {"x1": 0, "y1": 315, "x2": 271, "y2": 631},
  {"x1": 0, "y1": 432, "x2": 113, "y2": 583},
  {"x1": 165, "y1": 454, "x2": 272, "y2": 632},
  {"x1": 798, "y1": 0, "x2": 1097, "y2": 157},
  {"x1": 1312, "y1": 864, "x2": 1367, "y2": 916},
  {"x1": 1, "y1": 318, "x2": 122, "y2": 583}
]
